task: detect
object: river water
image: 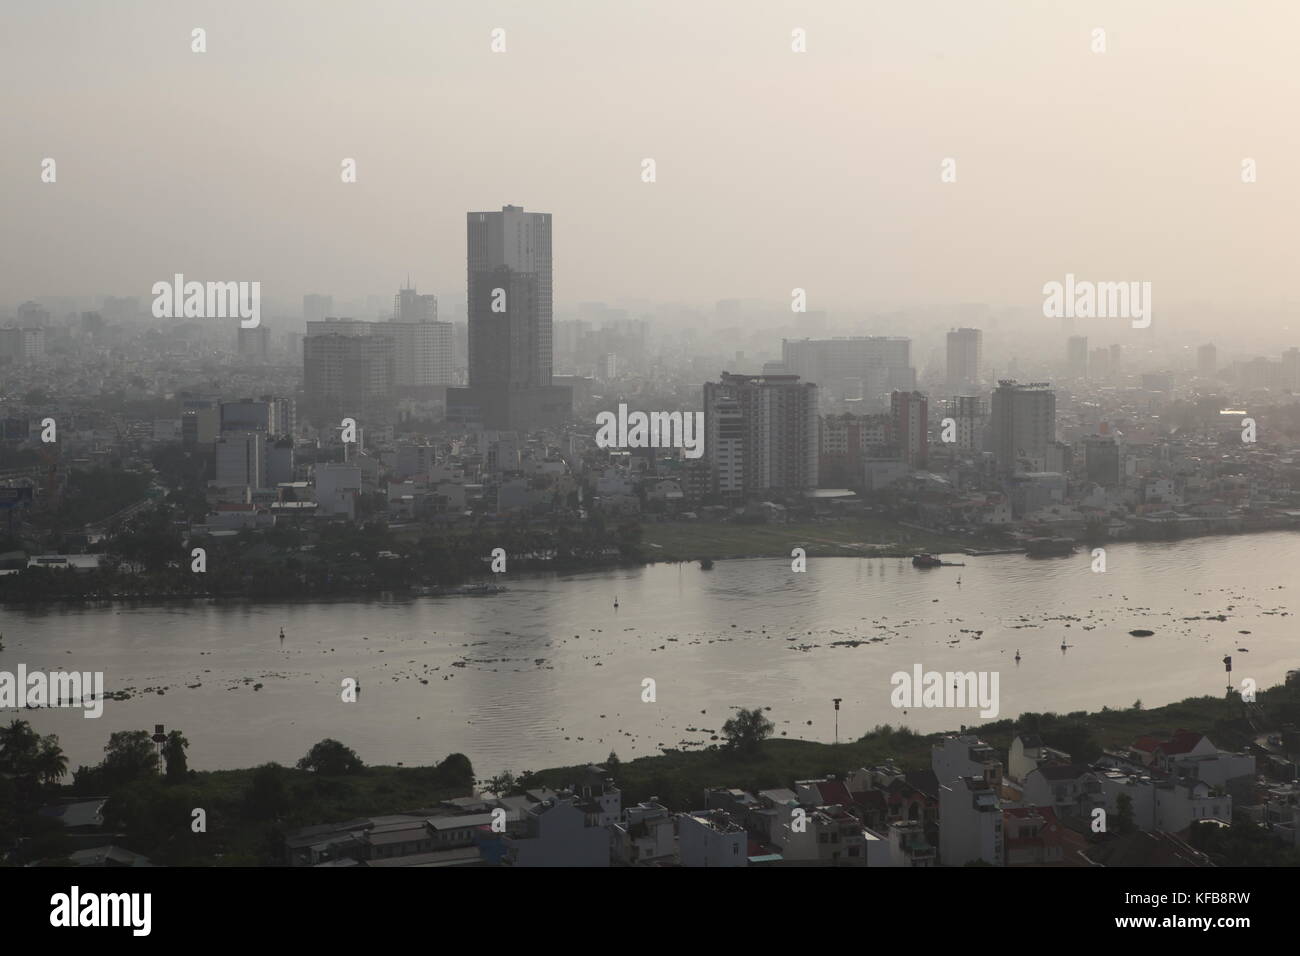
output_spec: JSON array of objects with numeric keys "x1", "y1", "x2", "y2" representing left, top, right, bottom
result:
[{"x1": 1, "y1": 532, "x2": 1294, "y2": 777}]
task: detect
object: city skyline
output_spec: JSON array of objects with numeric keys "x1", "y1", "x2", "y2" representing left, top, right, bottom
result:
[
  {"x1": 4, "y1": 1, "x2": 1300, "y2": 321},
  {"x1": 4, "y1": 0, "x2": 1300, "y2": 889}
]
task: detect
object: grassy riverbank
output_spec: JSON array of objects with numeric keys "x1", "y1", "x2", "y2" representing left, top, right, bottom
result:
[{"x1": 517, "y1": 685, "x2": 1274, "y2": 809}]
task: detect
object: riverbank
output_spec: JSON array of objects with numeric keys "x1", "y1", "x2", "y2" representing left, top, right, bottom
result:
[
  {"x1": 0, "y1": 516, "x2": 971, "y2": 605},
  {"x1": 24, "y1": 675, "x2": 1296, "y2": 865},
  {"x1": 641, "y1": 517, "x2": 969, "y2": 561}
]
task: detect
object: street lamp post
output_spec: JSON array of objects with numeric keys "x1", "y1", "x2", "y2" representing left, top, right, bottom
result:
[{"x1": 833, "y1": 698, "x2": 842, "y2": 744}]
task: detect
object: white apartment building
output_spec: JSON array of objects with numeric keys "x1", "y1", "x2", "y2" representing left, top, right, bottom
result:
[
  {"x1": 677, "y1": 810, "x2": 747, "y2": 867},
  {"x1": 939, "y1": 776, "x2": 1004, "y2": 866}
]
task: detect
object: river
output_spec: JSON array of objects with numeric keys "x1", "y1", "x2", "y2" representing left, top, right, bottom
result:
[{"x1": 1, "y1": 532, "x2": 1294, "y2": 777}]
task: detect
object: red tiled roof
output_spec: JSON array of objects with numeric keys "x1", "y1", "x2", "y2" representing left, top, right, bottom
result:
[
  {"x1": 1158, "y1": 730, "x2": 1205, "y2": 756},
  {"x1": 818, "y1": 781, "x2": 854, "y2": 807}
]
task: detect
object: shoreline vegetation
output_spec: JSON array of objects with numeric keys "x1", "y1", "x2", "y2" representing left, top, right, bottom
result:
[
  {"x1": 1, "y1": 515, "x2": 1295, "y2": 605},
  {"x1": 7, "y1": 676, "x2": 1299, "y2": 866},
  {"x1": 0, "y1": 515, "x2": 973, "y2": 605}
]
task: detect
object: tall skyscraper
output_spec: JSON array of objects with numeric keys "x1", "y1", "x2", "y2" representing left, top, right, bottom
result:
[
  {"x1": 467, "y1": 205, "x2": 552, "y2": 387},
  {"x1": 990, "y1": 381, "x2": 1056, "y2": 474},
  {"x1": 450, "y1": 204, "x2": 570, "y2": 428},
  {"x1": 703, "y1": 372, "x2": 819, "y2": 496},
  {"x1": 891, "y1": 390, "x2": 929, "y2": 469},
  {"x1": 946, "y1": 328, "x2": 982, "y2": 392}
]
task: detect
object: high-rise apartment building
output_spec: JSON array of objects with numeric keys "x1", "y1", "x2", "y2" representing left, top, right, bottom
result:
[
  {"x1": 947, "y1": 395, "x2": 986, "y2": 451},
  {"x1": 394, "y1": 283, "x2": 437, "y2": 323},
  {"x1": 303, "y1": 331, "x2": 395, "y2": 410},
  {"x1": 390, "y1": 285, "x2": 453, "y2": 389},
  {"x1": 703, "y1": 372, "x2": 819, "y2": 497},
  {"x1": 393, "y1": 321, "x2": 453, "y2": 388},
  {"x1": 890, "y1": 390, "x2": 929, "y2": 469},
  {"x1": 781, "y1": 337, "x2": 914, "y2": 406},
  {"x1": 990, "y1": 380, "x2": 1056, "y2": 474},
  {"x1": 946, "y1": 328, "x2": 982, "y2": 393},
  {"x1": 0, "y1": 327, "x2": 44, "y2": 364},
  {"x1": 307, "y1": 313, "x2": 452, "y2": 391}
]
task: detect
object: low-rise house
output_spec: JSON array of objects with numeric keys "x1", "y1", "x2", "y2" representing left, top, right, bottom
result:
[
  {"x1": 1003, "y1": 806, "x2": 1090, "y2": 866},
  {"x1": 611, "y1": 800, "x2": 675, "y2": 865},
  {"x1": 777, "y1": 803, "x2": 881, "y2": 866},
  {"x1": 1008, "y1": 734, "x2": 1073, "y2": 783},
  {"x1": 932, "y1": 734, "x2": 1003, "y2": 789},
  {"x1": 1021, "y1": 764, "x2": 1103, "y2": 820},
  {"x1": 503, "y1": 795, "x2": 611, "y2": 867},
  {"x1": 887, "y1": 820, "x2": 936, "y2": 867},
  {"x1": 677, "y1": 809, "x2": 747, "y2": 867}
]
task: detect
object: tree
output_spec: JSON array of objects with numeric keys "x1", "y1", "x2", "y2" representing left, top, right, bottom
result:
[
  {"x1": 36, "y1": 735, "x2": 68, "y2": 786},
  {"x1": 244, "y1": 762, "x2": 289, "y2": 820},
  {"x1": 432, "y1": 753, "x2": 474, "y2": 790},
  {"x1": 1044, "y1": 720, "x2": 1100, "y2": 764},
  {"x1": 722, "y1": 707, "x2": 774, "y2": 755},
  {"x1": 161, "y1": 730, "x2": 189, "y2": 782},
  {"x1": 100, "y1": 730, "x2": 161, "y2": 787},
  {"x1": 296, "y1": 739, "x2": 364, "y2": 776},
  {"x1": 0, "y1": 720, "x2": 41, "y2": 775}
]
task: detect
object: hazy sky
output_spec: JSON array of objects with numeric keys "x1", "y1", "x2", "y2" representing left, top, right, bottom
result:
[{"x1": 3, "y1": 0, "x2": 1299, "y2": 318}]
